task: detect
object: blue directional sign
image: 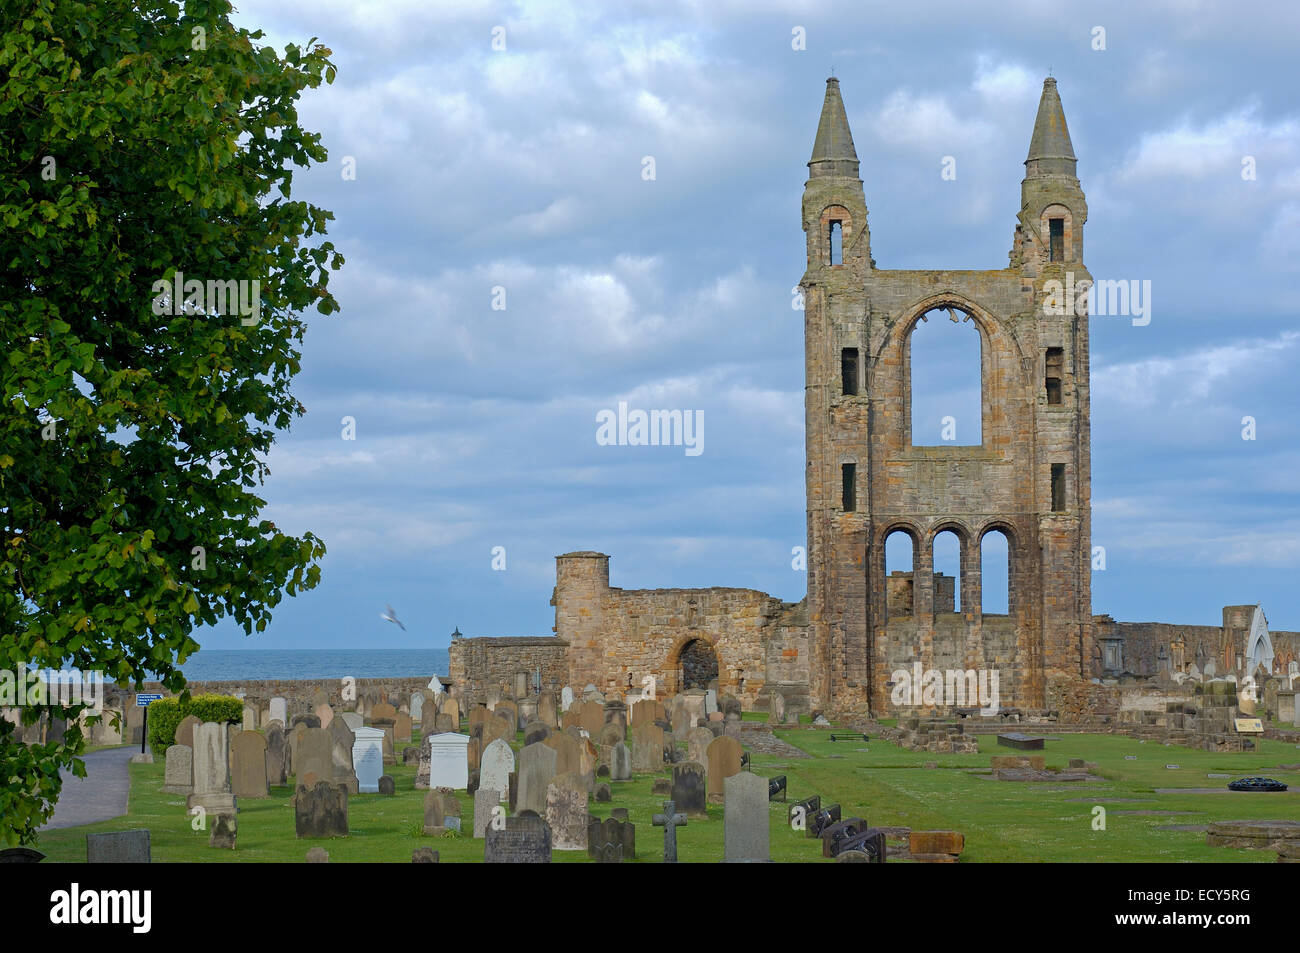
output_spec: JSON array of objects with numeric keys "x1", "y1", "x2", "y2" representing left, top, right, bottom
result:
[{"x1": 135, "y1": 693, "x2": 164, "y2": 707}]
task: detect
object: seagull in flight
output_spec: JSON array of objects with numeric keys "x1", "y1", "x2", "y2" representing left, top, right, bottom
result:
[{"x1": 381, "y1": 604, "x2": 406, "y2": 631}]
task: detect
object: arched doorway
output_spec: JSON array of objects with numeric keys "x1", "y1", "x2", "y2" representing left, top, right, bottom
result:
[{"x1": 679, "y1": 638, "x2": 718, "y2": 690}]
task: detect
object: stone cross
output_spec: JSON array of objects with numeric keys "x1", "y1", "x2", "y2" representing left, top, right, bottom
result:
[{"x1": 652, "y1": 800, "x2": 687, "y2": 864}]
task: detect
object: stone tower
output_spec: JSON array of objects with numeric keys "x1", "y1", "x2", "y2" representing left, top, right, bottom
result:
[{"x1": 801, "y1": 77, "x2": 1093, "y2": 715}]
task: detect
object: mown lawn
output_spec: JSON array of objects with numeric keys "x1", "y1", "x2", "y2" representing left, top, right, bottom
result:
[{"x1": 33, "y1": 725, "x2": 1300, "y2": 862}]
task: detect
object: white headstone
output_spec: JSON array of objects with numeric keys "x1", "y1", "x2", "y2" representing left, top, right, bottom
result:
[
  {"x1": 704, "y1": 689, "x2": 718, "y2": 717},
  {"x1": 1204, "y1": 660, "x2": 1217, "y2": 677},
  {"x1": 410, "y1": 693, "x2": 424, "y2": 724},
  {"x1": 269, "y1": 697, "x2": 287, "y2": 726},
  {"x1": 560, "y1": 686, "x2": 574, "y2": 712},
  {"x1": 479, "y1": 738, "x2": 515, "y2": 803},
  {"x1": 340, "y1": 711, "x2": 363, "y2": 731},
  {"x1": 426, "y1": 732, "x2": 470, "y2": 789},
  {"x1": 429, "y1": 677, "x2": 444, "y2": 696},
  {"x1": 352, "y1": 726, "x2": 385, "y2": 794}
]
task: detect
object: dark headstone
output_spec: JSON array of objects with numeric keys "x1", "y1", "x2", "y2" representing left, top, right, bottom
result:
[
  {"x1": 485, "y1": 815, "x2": 553, "y2": 863},
  {"x1": 378, "y1": 775, "x2": 396, "y2": 795},
  {"x1": 671, "y1": 762, "x2": 707, "y2": 818},
  {"x1": 651, "y1": 777, "x2": 672, "y2": 796},
  {"x1": 86, "y1": 830, "x2": 150, "y2": 863},
  {"x1": 292, "y1": 714, "x2": 322, "y2": 729},
  {"x1": 295, "y1": 781, "x2": 349, "y2": 838},
  {"x1": 411, "y1": 847, "x2": 440, "y2": 863},
  {"x1": 595, "y1": 782, "x2": 611, "y2": 802},
  {"x1": 209, "y1": 813, "x2": 237, "y2": 849}
]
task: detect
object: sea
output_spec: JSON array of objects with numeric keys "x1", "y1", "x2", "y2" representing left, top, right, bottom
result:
[{"x1": 174, "y1": 649, "x2": 449, "y2": 682}]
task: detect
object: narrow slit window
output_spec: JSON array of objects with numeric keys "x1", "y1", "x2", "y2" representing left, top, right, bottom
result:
[
  {"x1": 1048, "y1": 218, "x2": 1064, "y2": 263},
  {"x1": 841, "y1": 347, "x2": 859, "y2": 396},
  {"x1": 1050, "y1": 463, "x2": 1066, "y2": 512},
  {"x1": 842, "y1": 463, "x2": 856, "y2": 512},
  {"x1": 1045, "y1": 347, "x2": 1064, "y2": 405},
  {"x1": 829, "y1": 220, "x2": 843, "y2": 265}
]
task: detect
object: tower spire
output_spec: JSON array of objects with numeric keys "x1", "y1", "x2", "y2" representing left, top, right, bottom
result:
[
  {"x1": 1025, "y1": 77, "x2": 1076, "y2": 178},
  {"x1": 808, "y1": 77, "x2": 859, "y2": 178}
]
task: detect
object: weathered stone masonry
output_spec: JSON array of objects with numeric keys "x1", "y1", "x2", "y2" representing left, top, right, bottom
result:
[{"x1": 445, "y1": 76, "x2": 1291, "y2": 720}]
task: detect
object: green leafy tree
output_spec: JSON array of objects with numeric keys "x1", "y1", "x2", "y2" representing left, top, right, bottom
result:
[{"x1": 0, "y1": 0, "x2": 342, "y2": 844}]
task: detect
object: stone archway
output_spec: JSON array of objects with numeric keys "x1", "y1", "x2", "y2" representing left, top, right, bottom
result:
[{"x1": 678, "y1": 638, "x2": 719, "y2": 690}]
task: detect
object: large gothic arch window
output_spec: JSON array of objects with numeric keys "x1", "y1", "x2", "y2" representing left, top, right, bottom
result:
[{"x1": 909, "y1": 307, "x2": 983, "y2": 447}]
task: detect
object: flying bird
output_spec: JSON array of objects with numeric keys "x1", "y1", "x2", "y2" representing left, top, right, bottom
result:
[{"x1": 381, "y1": 604, "x2": 406, "y2": 631}]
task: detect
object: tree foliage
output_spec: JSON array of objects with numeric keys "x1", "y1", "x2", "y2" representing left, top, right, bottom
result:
[{"x1": 0, "y1": 0, "x2": 342, "y2": 844}]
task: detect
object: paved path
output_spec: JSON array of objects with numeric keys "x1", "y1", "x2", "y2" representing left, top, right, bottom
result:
[{"x1": 39, "y1": 746, "x2": 136, "y2": 830}]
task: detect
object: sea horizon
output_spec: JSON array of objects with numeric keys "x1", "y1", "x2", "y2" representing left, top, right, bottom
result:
[{"x1": 169, "y1": 648, "x2": 450, "y2": 682}]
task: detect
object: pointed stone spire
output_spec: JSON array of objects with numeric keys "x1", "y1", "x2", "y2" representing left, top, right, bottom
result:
[
  {"x1": 808, "y1": 77, "x2": 859, "y2": 178},
  {"x1": 1025, "y1": 77, "x2": 1076, "y2": 178}
]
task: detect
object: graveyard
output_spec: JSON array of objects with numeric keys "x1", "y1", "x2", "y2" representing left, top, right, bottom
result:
[{"x1": 29, "y1": 689, "x2": 1300, "y2": 863}]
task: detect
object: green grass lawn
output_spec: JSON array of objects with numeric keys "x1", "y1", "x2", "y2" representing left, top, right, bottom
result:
[{"x1": 33, "y1": 726, "x2": 1300, "y2": 862}]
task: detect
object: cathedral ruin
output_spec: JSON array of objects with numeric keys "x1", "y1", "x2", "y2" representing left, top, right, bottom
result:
[{"x1": 449, "y1": 77, "x2": 1297, "y2": 719}]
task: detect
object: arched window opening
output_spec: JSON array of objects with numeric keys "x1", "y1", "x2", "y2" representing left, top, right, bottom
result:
[
  {"x1": 910, "y1": 308, "x2": 982, "y2": 446},
  {"x1": 933, "y1": 530, "x2": 962, "y2": 614},
  {"x1": 885, "y1": 529, "x2": 916, "y2": 619},
  {"x1": 679, "y1": 639, "x2": 718, "y2": 690},
  {"x1": 980, "y1": 530, "x2": 1010, "y2": 615}
]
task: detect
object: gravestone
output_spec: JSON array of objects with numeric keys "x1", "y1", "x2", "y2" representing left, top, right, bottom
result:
[
  {"x1": 687, "y1": 726, "x2": 714, "y2": 766},
  {"x1": 672, "y1": 762, "x2": 708, "y2": 818},
  {"x1": 474, "y1": 788, "x2": 501, "y2": 838},
  {"x1": 395, "y1": 711, "x2": 413, "y2": 744},
  {"x1": 770, "y1": 692, "x2": 786, "y2": 725},
  {"x1": 327, "y1": 716, "x2": 359, "y2": 794},
  {"x1": 514, "y1": 671, "x2": 529, "y2": 698},
  {"x1": 295, "y1": 727, "x2": 334, "y2": 789},
  {"x1": 175, "y1": 714, "x2": 202, "y2": 750},
  {"x1": 518, "y1": 741, "x2": 558, "y2": 816},
  {"x1": 632, "y1": 723, "x2": 664, "y2": 774},
  {"x1": 539, "y1": 690, "x2": 558, "y2": 727},
  {"x1": 610, "y1": 742, "x2": 632, "y2": 781},
  {"x1": 544, "y1": 731, "x2": 583, "y2": 777},
  {"x1": 587, "y1": 815, "x2": 636, "y2": 862},
  {"x1": 230, "y1": 730, "x2": 269, "y2": 799},
  {"x1": 480, "y1": 738, "x2": 514, "y2": 803},
  {"x1": 652, "y1": 802, "x2": 687, "y2": 863},
  {"x1": 378, "y1": 775, "x2": 395, "y2": 795},
  {"x1": 295, "y1": 781, "x2": 348, "y2": 838},
  {"x1": 242, "y1": 705, "x2": 257, "y2": 731},
  {"x1": 440, "y1": 696, "x2": 460, "y2": 727},
  {"x1": 162, "y1": 744, "x2": 193, "y2": 794},
  {"x1": 579, "y1": 700, "x2": 605, "y2": 737},
  {"x1": 209, "y1": 813, "x2": 237, "y2": 849},
  {"x1": 723, "y1": 772, "x2": 770, "y2": 862},
  {"x1": 86, "y1": 830, "x2": 150, "y2": 863},
  {"x1": 705, "y1": 735, "x2": 743, "y2": 802},
  {"x1": 423, "y1": 789, "x2": 451, "y2": 835},
  {"x1": 188, "y1": 721, "x2": 236, "y2": 814},
  {"x1": 671, "y1": 705, "x2": 692, "y2": 739},
  {"x1": 523, "y1": 721, "x2": 550, "y2": 746},
  {"x1": 545, "y1": 772, "x2": 589, "y2": 851},
  {"x1": 599, "y1": 722, "x2": 624, "y2": 749},
  {"x1": 269, "y1": 697, "x2": 287, "y2": 727},
  {"x1": 370, "y1": 701, "x2": 397, "y2": 725},
  {"x1": 305, "y1": 847, "x2": 329, "y2": 863},
  {"x1": 412, "y1": 847, "x2": 439, "y2": 863},
  {"x1": 410, "y1": 692, "x2": 424, "y2": 725},
  {"x1": 340, "y1": 711, "x2": 363, "y2": 732},
  {"x1": 314, "y1": 703, "x2": 334, "y2": 731},
  {"x1": 352, "y1": 726, "x2": 385, "y2": 793},
  {"x1": 560, "y1": 686, "x2": 574, "y2": 712},
  {"x1": 704, "y1": 689, "x2": 718, "y2": 717},
  {"x1": 485, "y1": 815, "x2": 553, "y2": 863},
  {"x1": 264, "y1": 722, "x2": 287, "y2": 785},
  {"x1": 423, "y1": 732, "x2": 470, "y2": 790}
]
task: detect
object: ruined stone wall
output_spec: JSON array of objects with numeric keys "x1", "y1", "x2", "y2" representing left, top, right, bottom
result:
[
  {"x1": 552, "y1": 551, "x2": 807, "y2": 711},
  {"x1": 801, "y1": 79, "x2": 1093, "y2": 717},
  {"x1": 447, "y1": 636, "x2": 568, "y2": 708}
]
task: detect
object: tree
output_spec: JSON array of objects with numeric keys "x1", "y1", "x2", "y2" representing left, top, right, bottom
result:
[{"x1": 0, "y1": 0, "x2": 342, "y2": 844}]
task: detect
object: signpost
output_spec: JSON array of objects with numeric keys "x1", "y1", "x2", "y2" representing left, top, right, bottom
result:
[{"x1": 135, "y1": 693, "x2": 163, "y2": 755}]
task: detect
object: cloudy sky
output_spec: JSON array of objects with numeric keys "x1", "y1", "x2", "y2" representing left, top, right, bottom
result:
[{"x1": 203, "y1": 0, "x2": 1300, "y2": 650}]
